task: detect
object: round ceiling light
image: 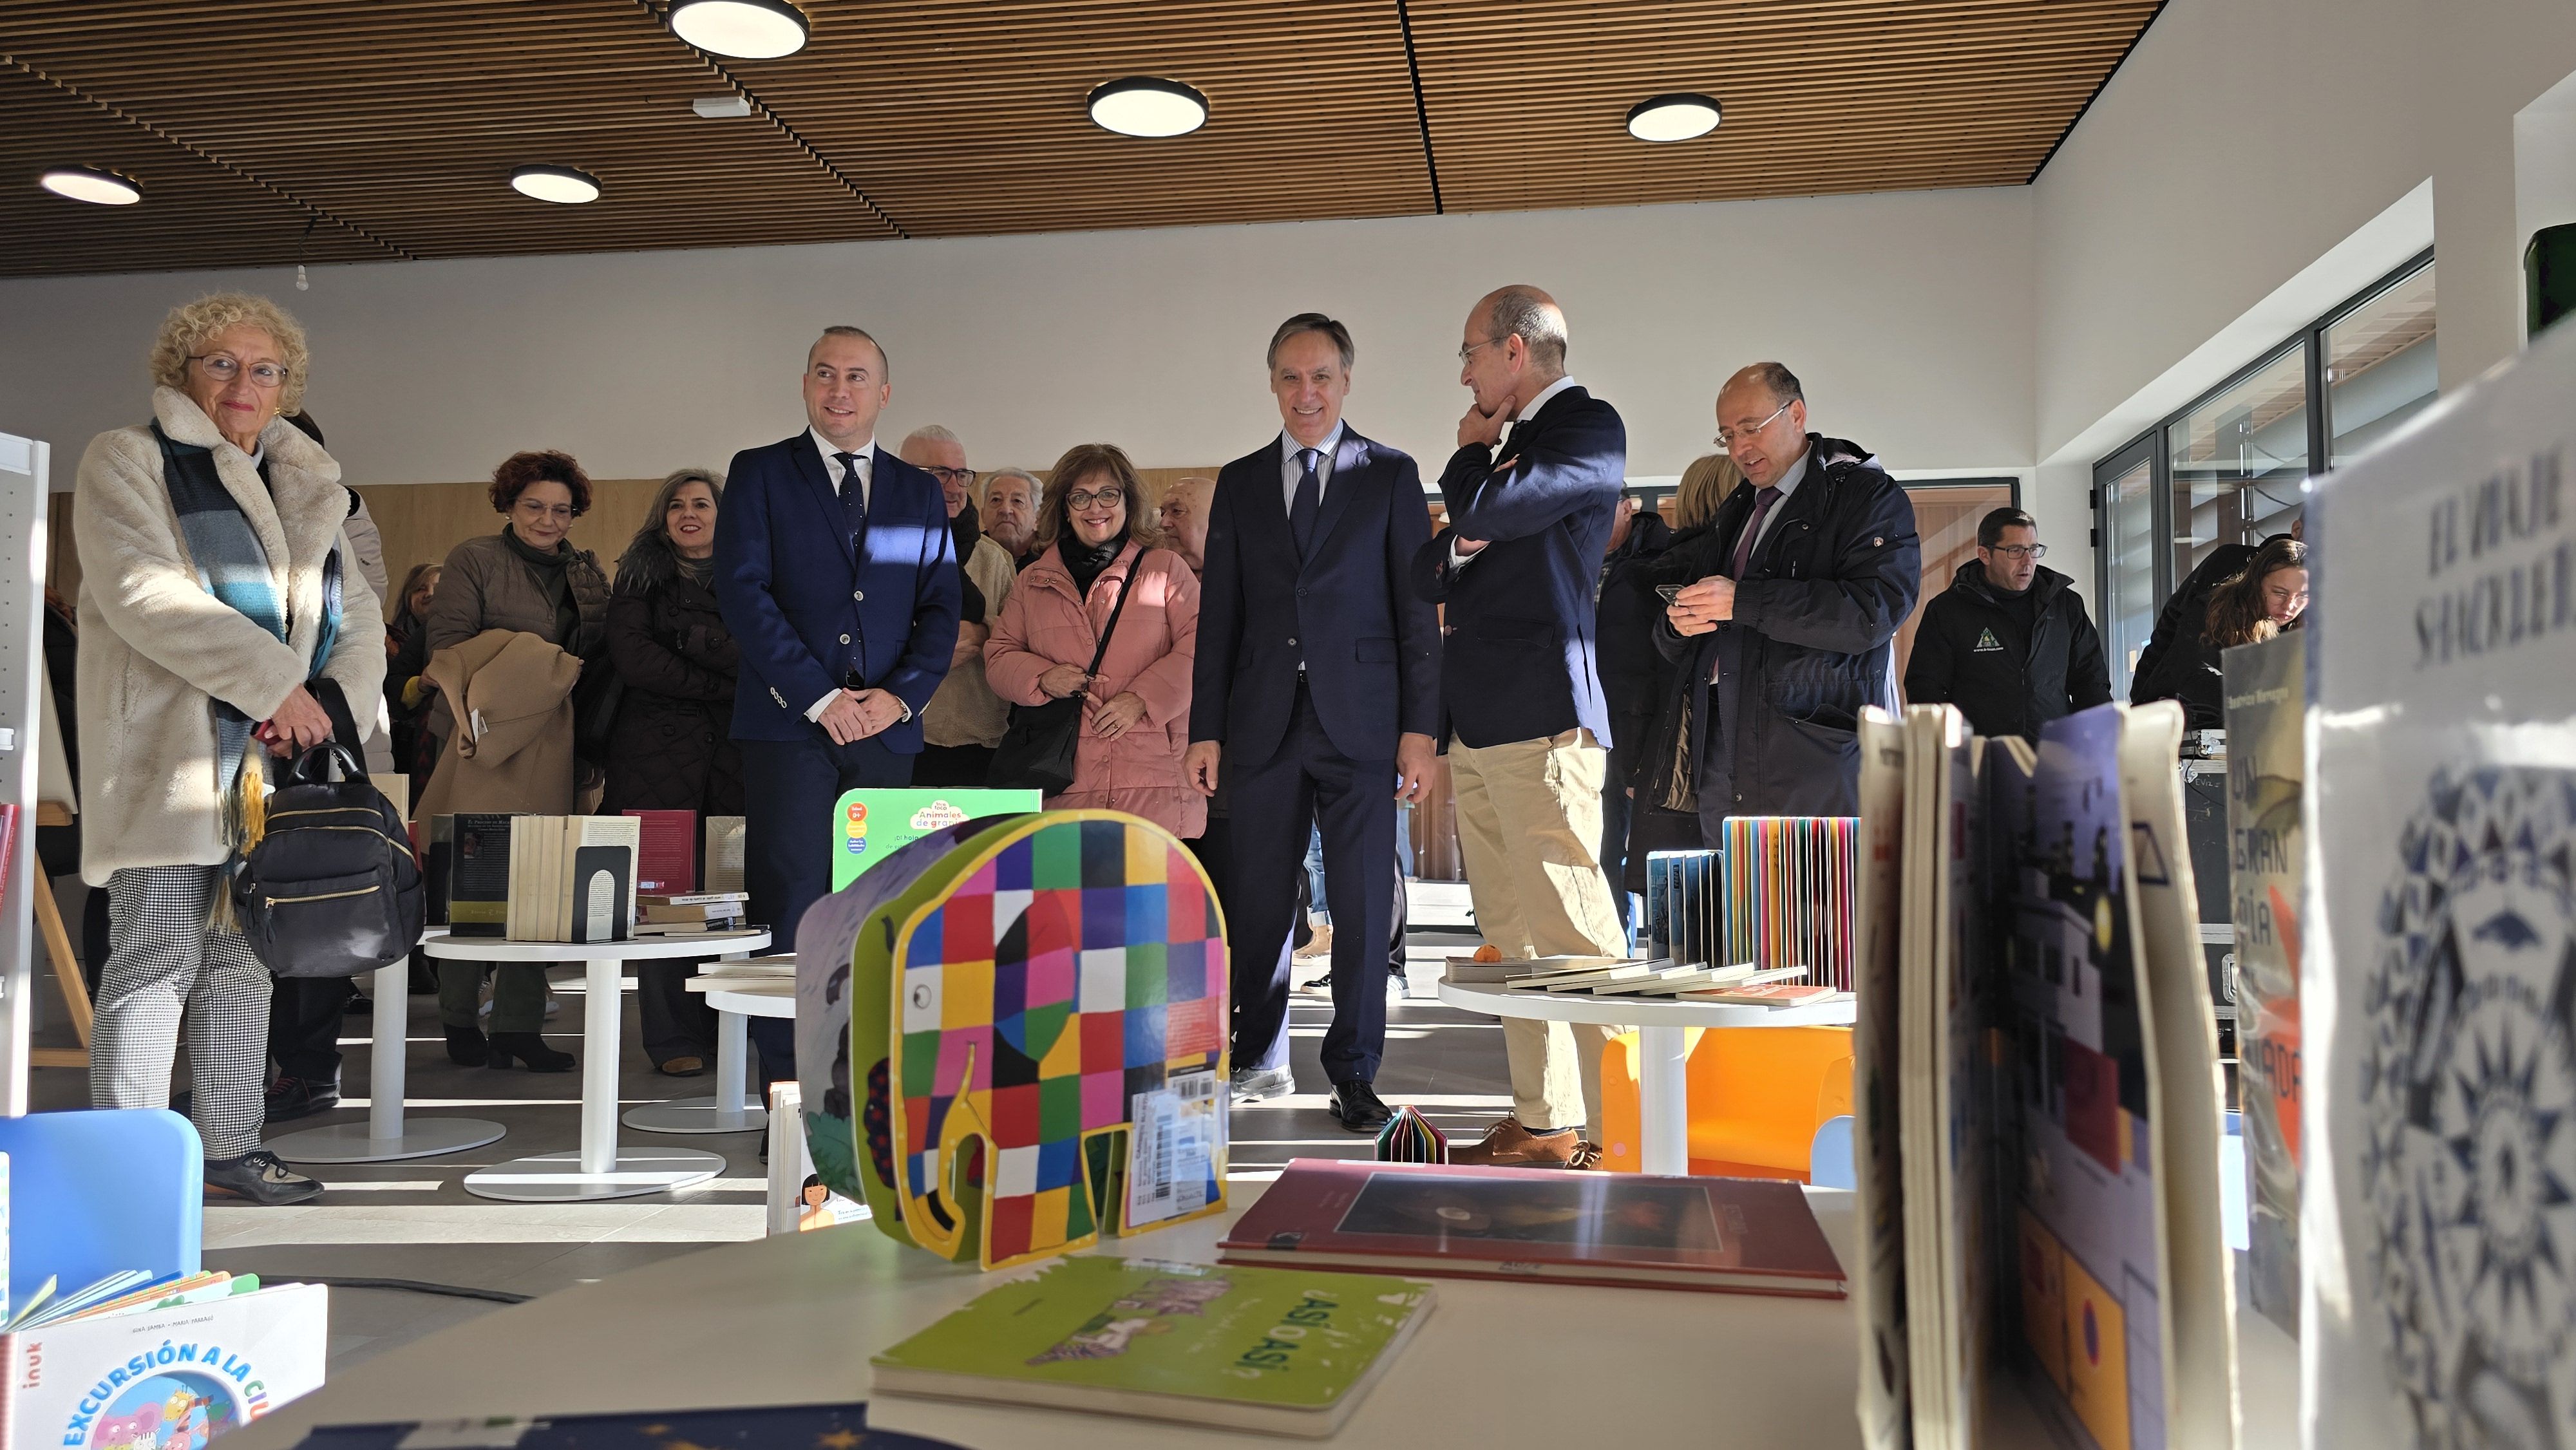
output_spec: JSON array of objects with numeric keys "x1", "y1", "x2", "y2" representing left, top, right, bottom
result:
[
  {"x1": 510, "y1": 165, "x2": 601, "y2": 204},
  {"x1": 38, "y1": 165, "x2": 142, "y2": 206},
  {"x1": 1625, "y1": 93, "x2": 1723, "y2": 143},
  {"x1": 1087, "y1": 77, "x2": 1208, "y2": 138},
  {"x1": 669, "y1": 0, "x2": 810, "y2": 59}
]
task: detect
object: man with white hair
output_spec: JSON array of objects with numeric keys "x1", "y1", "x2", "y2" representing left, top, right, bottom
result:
[
  {"x1": 902, "y1": 424, "x2": 1018, "y2": 785},
  {"x1": 981, "y1": 467, "x2": 1043, "y2": 571}
]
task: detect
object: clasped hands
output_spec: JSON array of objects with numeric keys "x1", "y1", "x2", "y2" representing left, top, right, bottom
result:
[
  {"x1": 1664, "y1": 575, "x2": 1738, "y2": 636},
  {"x1": 819, "y1": 686, "x2": 907, "y2": 745},
  {"x1": 1037, "y1": 661, "x2": 1150, "y2": 742}
]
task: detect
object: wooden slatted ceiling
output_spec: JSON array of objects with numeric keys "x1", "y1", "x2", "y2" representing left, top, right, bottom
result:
[{"x1": 1, "y1": 0, "x2": 2161, "y2": 277}]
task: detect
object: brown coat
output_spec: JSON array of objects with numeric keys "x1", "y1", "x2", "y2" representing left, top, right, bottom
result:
[
  {"x1": 415, "y1": 629, "x2": 583, "y2": 818},
  {"x1": 422, "y1": 529, "x2": 607, "y2": 744}
]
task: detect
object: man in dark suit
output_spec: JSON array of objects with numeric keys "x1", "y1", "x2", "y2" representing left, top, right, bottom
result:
[
  {"x1": 1415, "y1": 285, "x2": 1631, "y2": 1169},
  {"x1": 1189, "y1": 314, "x2": 1440, "y2": 1133},
  {"x1": 714, "y1": 326, "x2": 961, "y2": 1085},
  {"x1": 1663, "y1": 362, "x2": 1921, "y2": 827}
]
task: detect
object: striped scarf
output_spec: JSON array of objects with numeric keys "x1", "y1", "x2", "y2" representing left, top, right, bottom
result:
[{"x1": 151, "y1": 423, "x2": 342, "y2": 852}]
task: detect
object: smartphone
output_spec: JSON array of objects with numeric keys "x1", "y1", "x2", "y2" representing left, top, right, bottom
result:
[{"x1": 1655, "y1": 584, "x2": 1685, "y2": 603}]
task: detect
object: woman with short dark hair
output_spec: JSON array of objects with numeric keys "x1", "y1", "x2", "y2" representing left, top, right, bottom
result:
[
  {"x1": 417, "y1": 449, "x2": 611, "y2": 1071},
  {"x1": 604, "y1": 467, "x2": 743, "y2": 1075}
]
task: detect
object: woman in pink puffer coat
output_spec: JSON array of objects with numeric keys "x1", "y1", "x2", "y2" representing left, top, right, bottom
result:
[{"x1": 985, "y1": 442, "x2": 1204, "y2": 839}]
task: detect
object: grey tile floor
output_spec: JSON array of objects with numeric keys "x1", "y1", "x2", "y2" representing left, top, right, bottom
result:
[{"x1": 29, "y1": 901, "x2": 1520, "y2": 1379}]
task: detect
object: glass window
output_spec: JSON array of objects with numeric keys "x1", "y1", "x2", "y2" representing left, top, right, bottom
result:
[
  {"x1": 2097, "y1": 451, "x2": 2157, "y2": 694},
  {"x1": 2165, "y1": 348, "x2": 2309, "y2": 590},
  {"x1": 2327, "y1": 261, "x2": 2438, "y2": 471}
]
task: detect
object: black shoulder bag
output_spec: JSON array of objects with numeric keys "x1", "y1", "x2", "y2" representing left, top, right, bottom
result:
[{"x1": 989, "y1": 559, "x2": 1141, "y2": 794}]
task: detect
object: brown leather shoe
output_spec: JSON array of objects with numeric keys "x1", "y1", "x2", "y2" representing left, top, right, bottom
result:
[{"x1": 1450, "y1": 1116, "x2": 1587, "y2": 1168}]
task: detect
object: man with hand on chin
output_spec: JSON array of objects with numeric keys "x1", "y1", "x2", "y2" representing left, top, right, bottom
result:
[
  {"x1": 1189, "y1": 314, "x2": 1439, "y2": 1132},
  {"x1": 1414, "y1": 286, "x2": 1630, "y2": 1169},
  {"x1": 714, "y1": 326, "x2": 960, "y2": 1087}
]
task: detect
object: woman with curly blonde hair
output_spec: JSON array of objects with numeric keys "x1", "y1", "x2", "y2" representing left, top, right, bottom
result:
[{"x1": 76, "y1": 292, "x2": 383, "y2": 1205}]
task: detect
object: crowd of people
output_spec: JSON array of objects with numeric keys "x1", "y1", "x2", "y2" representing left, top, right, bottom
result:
[{"x1": 68, "y1": 287, "x2": 2307, "y2": 1201}]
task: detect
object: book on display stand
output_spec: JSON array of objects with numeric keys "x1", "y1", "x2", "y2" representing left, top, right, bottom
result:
[{"x1": 2222, "y1": 628, "x2": 2304, "y2": 1337}]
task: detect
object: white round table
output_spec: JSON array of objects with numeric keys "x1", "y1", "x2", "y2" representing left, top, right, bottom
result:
[
  {"x1": 265, "y1": 942, "x2": 507, "y2": 1165},
  {"x1": 621, "y1": 972, "x2": 793, "y2": 1135},
  {"x1": 1435, "y1": 977, "x2": 1857, "y2": 1177},
  {"x1": 421, "y1": 930, "x2": 770, "y2": 1201}
]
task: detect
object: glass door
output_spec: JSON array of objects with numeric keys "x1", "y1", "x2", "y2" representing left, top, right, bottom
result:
[{"x1": 2095, "y1": 438, "x2": 2159, "y2": 695}]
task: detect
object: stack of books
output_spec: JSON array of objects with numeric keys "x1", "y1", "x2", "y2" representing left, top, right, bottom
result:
[
  {"x1": 504, "y1": 815, "x2": 640, "y2": 944},
  {"x1": 636, "y1": 890, "x2": 750, "y2": 936}
]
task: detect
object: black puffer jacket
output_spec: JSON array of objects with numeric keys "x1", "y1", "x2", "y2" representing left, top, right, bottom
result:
[
  {"x1": 601, "y1": 532, "x2": 744, "y2": 816},
  {"x1": 1902, "y1": 561, "x2": 2110, "y2": 742},
  {"x1": 1643, "y1": 437, "x2": 1921, "y2": 819}
]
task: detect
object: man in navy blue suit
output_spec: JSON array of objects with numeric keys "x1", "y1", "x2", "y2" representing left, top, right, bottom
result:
[
  {"x1": 1415, "y1": 286, "x2": 1631, "y2": 1169},
  {"x1": 1188, "y1": 314, "x2": 1440, "y2": 1133},
  {"x1": 714, "y1": 326, "x2": 960, "y2": 1085}
]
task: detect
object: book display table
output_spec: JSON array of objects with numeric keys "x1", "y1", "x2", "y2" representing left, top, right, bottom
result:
[
  {"x1": 422, "y1": 930, "x2": 770, "y2": 1202},
  {"x1": 622, "y1": 972, "x2": 793, "y2": 1135},
  {"x1": 265, "y1": 938, "x2": 506, "y2": 1165},
  {"x1": 1435, "y1": 978, "x2": 1856, "y2": 1177}
]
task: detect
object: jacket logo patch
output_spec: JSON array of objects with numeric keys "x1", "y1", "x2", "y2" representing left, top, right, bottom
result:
[{"x1": 1973, "y1": 628, "x2": 2004, "y2": 653}]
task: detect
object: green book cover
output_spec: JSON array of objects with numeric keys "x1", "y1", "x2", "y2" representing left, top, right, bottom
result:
[
  {"x1": 828, "y1": 788, "x2": 1043, "y2": 892},
  {"x1": 871, "y1": 1256, "x2": 1432, "y2": 1427}
]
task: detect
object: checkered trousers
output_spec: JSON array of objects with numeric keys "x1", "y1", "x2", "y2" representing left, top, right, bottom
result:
[{"x1": 88, "y1": 865, "x2": 272, "y2": 1159}]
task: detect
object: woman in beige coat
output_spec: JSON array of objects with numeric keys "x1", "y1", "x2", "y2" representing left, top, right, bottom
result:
[
  {"x1": 419, "y1": 449, "x2": 609, "y2": 1071},
  {"x1": 75, "y1": 293, "x2": 384, "y2": 1205}
]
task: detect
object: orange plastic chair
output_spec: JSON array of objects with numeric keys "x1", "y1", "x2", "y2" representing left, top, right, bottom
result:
[{"x1": 1598, "y1": 1026, "x2": 1855, "y2": 1180}]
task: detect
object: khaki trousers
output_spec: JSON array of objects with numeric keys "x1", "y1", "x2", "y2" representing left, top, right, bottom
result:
[{"x1": 1448, "y1": 729, "x2": 1631, "y2": 1132}]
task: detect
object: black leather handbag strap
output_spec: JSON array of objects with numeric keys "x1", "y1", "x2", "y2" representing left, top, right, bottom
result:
[{"x1": 1076, "y1": 550, "x2": 1147, "y2": 689}]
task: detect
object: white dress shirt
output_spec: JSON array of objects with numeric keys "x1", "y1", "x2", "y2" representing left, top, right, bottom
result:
[
  {"x1": 804, "y1": 429, "x2": 888, "y2": 722},
  {"x1": 1450, "y1": 375, "x2": 1582, "y2": 570},
  {"x1": 1280, "y1": 422, "x2": 1347, "y2": 512}
]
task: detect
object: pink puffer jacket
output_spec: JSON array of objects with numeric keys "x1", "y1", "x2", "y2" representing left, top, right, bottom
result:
[{"x1": 985, "y1": 540, "x2": 1204, "y2": 839}]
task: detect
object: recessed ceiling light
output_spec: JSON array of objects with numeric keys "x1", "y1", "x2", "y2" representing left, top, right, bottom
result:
[
  {"x1": 669, "y1": 0, "x2": 810, "y2": 59},
  {"x1": 510, "y1": 165, "x2": 601, "y2": 204},
  {"x1": 691, "y1": 95, "x2": 754, "y2": 119},
  {"x1": 1087, "y1": 77, "x2": 1208, "y2": 138},
  {"x1": 38, "y1": 165, "x2": 142, "y2": 205},
  {"x1": 1626, "y1": 93, "x2": 1723, "y2": 143}
]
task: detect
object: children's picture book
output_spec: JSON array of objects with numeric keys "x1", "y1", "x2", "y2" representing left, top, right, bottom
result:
[
  {"x1": 2303, "y1": 284, "x2": 2576, "y2": 1449},
  {"x1": 869, "y1": 1255, "x2": 1432, "y2": 1438},
  {"x1": 2222, "y1": 630, "x2": 2304, "y2": 1337},
  {"x1": 826, "y1": 788, "x2": 1045, "y2": 892},
  {"x1": 1218, "y1": 1158, "x2": 1846, "y2": 1297},
  {"x1": 0, "y1": 1280, "x2": 327, "y2": 1450},
  {"x1": 284, "y1": 1402, "x2": 965, "y2": 1449}
]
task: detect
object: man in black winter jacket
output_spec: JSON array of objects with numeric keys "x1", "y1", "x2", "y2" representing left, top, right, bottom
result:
[
  {"x1": 1904, "y1": 507, "x2": 2110, "y2": 741},
  {"x1": 1662, "y1": 363, "x2": 1922, "y2": 827},
  {"x1": 1595, "y1": 496, "x2": 1674, "y2": 930}
]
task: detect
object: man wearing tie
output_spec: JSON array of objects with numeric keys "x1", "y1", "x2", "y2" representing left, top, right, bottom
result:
[
  {"x1": 1416, "y1": 286, "x2": 1629, "y2": 1169},
  {"x1": 1662, "y1": 362, "x2": 1920, "y2": 825},
  {"x1": 1188, "y1": 314, "x2": 1439, "y2": 1133},
  {"x1": 714, "y1": 326, "x2": 961, "y2": 1084}
]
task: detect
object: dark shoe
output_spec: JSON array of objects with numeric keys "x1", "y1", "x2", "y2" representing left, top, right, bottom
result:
[
  {"x1": 444, "y1": 1022, "x2": 488, "y2": 1066},
  {"x1": 1450, "y1": 1116, "x2": 1586, "y2": 1168},
  {"x1": 1327, "y1": 1080, "x2": 1394, "y2": 1133},
  {"x1": 1231, "y1": 1066, "x2": 1294, "y2": 1103},
  {"x1": 204, "y1": 1149, "x2": 322, "y2": 1205},
  {"x1": 263, "y1": 1076, "x2": 339, "y2": 1125},
  {"x1": 657, "y1": 1055, "x2": 708, "y2": 1078},
  {"x1": 488, "y1": 1032, "x2": 575, "y2": 1073}
]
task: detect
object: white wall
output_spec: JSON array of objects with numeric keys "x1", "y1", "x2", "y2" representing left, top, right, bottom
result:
[{"x1": 0, "y1": 187, "x2": 2034, "y2": 492}]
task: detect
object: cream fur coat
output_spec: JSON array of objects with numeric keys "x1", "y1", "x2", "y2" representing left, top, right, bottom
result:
[{"x1": 73, "y1": 388, "x2": 386, "y2": 884}]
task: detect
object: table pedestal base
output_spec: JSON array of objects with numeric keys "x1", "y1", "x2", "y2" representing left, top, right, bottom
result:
[
  {"x1": 1636, "y1": 1022, "x2": 1692, "y2": 1177},
  {"x1": 622, "y1": 1098, "x2": 766, "y2": 1134},
  {"x1": 269, "y1": 1116, "x2": 506, "y2": 1164},
  {"x1": 463, "y1": 1146, "x2": 724, "y2": 1202}
]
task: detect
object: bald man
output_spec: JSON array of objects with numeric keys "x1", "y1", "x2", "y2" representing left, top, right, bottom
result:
[
  {"x1": 1413, "y1": 285, "x2": 1629, "y2": 1168},
  {"x1": 1159, "y1": 475, "x2": 1217, "y2": 573}
]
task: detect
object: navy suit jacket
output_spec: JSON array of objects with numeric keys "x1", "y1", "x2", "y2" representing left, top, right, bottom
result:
[
  {"x1": 1412, "y1": 384, "x2": 1625, "y2": 750},
  {"x1": 712, "y1": 429, "x2": 961, "y2": 749},
  {"x1": 1191, "y1": 428, "x2": 1441, "y2": 766}
]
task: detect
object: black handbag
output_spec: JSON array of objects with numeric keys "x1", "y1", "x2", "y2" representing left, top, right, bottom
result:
[
  {"x1": 989, "y1": 558, "x2": 1141, "y2": 794},
  {"x1": 231, "y1": 744, "x2": 425, "y2": 978}
]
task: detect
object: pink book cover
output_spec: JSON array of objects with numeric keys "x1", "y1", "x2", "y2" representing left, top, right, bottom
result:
[
  {"x1": 624, "y1": 809, "x2": 697, "y2": 896},
  {"x1": 1218, "y1": 1158, "x2": 1844, "y2": 1297}
]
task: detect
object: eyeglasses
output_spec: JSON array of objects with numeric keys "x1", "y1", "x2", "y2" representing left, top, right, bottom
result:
[
  {"x1": 190, "y1": 354, "x2": 290, "y2": 388},
  {"x1": 1065, "y1": 488, "x2": 1123, "y2": 511},
  {"x1": 1985, "y1": 543, "x2": 2048, "y2": 561},
  {"x1": 1457, "y1": 336, "x2": 1508, "y2": 364},
  {"x1": 513, "y1": 500, "x2": 575, "y2": 522},
  {"x1": 1714, "y1": 397, "x2": 1795, "y2": 448},
  {"x1": 923, "y1": 466, "x2": 977, "y2": 487}
]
